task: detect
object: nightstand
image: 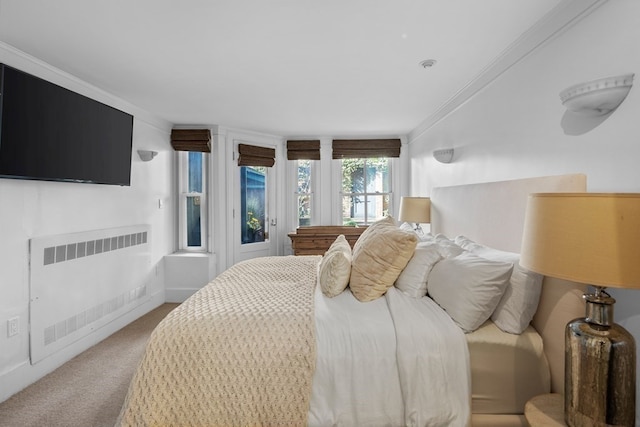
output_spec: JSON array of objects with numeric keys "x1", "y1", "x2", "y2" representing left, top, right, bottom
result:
[{"x1": 524, "y1": 393, "x2": 567, "y2": 426}]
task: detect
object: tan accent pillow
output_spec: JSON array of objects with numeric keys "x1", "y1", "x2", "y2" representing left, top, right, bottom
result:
[
  {"x1": 350, "y1": 217, "x2": 418, "y2": 302},
  {"x1": 319, "y1": 235, "x2": 352, "y2": 297}
]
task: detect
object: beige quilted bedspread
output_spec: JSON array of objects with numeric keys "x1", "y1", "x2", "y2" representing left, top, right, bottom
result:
[{"x1": 117, "y1": 255, "x2": 321, "y2": 427}]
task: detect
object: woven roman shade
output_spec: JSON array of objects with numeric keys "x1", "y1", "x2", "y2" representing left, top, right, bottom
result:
[
  {"x1": 171, "y1": 129, "x2": 211, "y2": 152},
  {"x1": 238, "y1": 144, "x2": 276, "y2": 167},
  {"x1": 287, "y1": 140, "x2": 321, "y2": 160},
  {"x1": 332, "y1": 139, "x2": 401, "y2": 159}
]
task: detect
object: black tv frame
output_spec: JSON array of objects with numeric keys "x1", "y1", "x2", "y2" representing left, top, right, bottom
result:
[{"x1": 0, "y1": 63, "x2": 134, "y2": 186}]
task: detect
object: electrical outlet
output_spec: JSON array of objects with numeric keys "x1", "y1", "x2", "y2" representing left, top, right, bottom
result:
[{"x1": 7, "y1": 317, "x2": 19, "y2": 337}]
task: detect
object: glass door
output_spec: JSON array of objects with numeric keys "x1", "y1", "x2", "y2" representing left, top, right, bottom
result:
[
  {"x1": 233, "y1": 142, "x2": 278, "y2": 265},
  {"x1": 240, "y1": 166, "x2": 267, "y2": 244}
]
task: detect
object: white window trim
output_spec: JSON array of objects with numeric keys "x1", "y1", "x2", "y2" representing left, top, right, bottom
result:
[
  {"x1": 333, "y1": 156, "x2": 399, "y2": 225},
  {"x1": 292, "y1": 159, "x2": 316, "y2": 228},
  {"x1": 177, "y1": 151, "x2": 208, "y2": 252}
]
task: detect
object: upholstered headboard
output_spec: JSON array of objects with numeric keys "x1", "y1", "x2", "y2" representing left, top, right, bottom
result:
[{"x1": 430, "y1": 174, "x2": 587, "y2": 394}]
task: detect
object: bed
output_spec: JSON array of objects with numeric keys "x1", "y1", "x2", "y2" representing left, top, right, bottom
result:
[
  {"x1": 117, "y1": 174, "x2": 587, "y2": 426},
  {"x1": 430, "y1": 173, "x2": 587, "y2": 426}
]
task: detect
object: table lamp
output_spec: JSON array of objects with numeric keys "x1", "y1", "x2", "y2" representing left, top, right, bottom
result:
[
  {"x1": 398, "y1": 197, "x2": 431, "y2": 233},
  {"x1": 520, "y1": 193, "x2": 640, "y2": 427}
]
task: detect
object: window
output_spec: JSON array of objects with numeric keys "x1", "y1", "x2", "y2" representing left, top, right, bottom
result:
[
  {"x1": 240, "y1": 166, "x2": 267, "y2": 244},
  {"x1": 341, "y1": 157, "x2": 391, "y2": 225},
  {"x1": 287, "y1": 140, "x2": 320, "y2": 228},
  {"x1": 295, "y1": 159, "x2": 313, "y2": 227},
  {"x1": 178, "y1": 151, "x2": 207, "y2": 251},
  {"x1": 332, "y1": 138, "x2": 399, "y2": 225}
]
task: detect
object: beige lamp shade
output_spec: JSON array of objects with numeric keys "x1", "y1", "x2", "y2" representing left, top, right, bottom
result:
[
  {"x1": 520, "y1": 193, "x2": 640, "y2": 289},
  {"x1": 398, "y1": 197, "x2": 431, "y2": 224}
]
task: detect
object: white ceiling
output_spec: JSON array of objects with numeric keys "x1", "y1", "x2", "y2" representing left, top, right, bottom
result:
[{"x1": 0, "y1": 0, "x2": 569, "y2": 137}]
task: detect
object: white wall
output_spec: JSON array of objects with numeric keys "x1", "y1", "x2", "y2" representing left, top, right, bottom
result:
[
  {"x1": 407, "y1": 0, "x2": 640, "y2": 419},
  {"x1": 0, "y1": 44, "x2": 175, "y2": 401}
]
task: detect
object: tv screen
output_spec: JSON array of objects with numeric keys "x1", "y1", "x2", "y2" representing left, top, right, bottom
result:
[{"x1": 0, "y1": 64, "x2": 134, "y2": 186}]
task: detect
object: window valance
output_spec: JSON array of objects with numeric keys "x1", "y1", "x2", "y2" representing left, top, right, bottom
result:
[
  {"x1": 286, "y1": 140, "x2": 321, "y2": 160},
  {"x1": 170, "y1": 129, "x2": 211, "y2": 152},
  {"x1": 332, "y1": 139, "x2": 401, "y2": 159},
  {"x1": 238, "y1": 144, "x2": 276, "y2": 167}
]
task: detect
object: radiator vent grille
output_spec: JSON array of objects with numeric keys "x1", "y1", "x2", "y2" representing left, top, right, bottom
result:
[
  {"x1": 43, "y1": 231, "x2": 148, "y2": 266},
  {"x1": 42, "y1": 285, "x2": 146, "y2": 346},
  {"x1": 30, "y1": 225, "x2": 151, "y2": 364}
]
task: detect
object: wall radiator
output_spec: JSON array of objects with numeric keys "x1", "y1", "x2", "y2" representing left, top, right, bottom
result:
[{"x1": 29, "y1": 225, "x2": 152, "y2": 364}]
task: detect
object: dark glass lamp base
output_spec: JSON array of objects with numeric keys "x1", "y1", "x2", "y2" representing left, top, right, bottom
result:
[{"x1": 565, "y1": 290, "x2": 636, "y2": 427}]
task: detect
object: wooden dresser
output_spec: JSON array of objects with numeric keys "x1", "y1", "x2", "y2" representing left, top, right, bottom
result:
[{"x1": 288, "y1": 226, "x2": 367, "y2": 255}]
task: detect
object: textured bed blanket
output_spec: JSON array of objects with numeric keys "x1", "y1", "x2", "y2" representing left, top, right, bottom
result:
[{"x1": 116, "y1": 255, "x2": 321, "y2": 427}]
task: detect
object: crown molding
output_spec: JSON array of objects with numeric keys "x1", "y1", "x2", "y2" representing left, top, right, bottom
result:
[{"x1": 408, "y1": 0, "x2": 609, "y2": 143}]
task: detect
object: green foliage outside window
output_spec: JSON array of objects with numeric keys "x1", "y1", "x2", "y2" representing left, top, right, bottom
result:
[
  {"x1": 297, "y1": 160, "x2": 312, "y2": 226},
  {"x1": 341, "y1": 157, "x2": 388, "y2": 193}
]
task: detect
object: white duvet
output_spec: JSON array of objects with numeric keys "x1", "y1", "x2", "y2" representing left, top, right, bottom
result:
[{"x1": 309, "y1": 285, "x2": 471, "y2": 427}]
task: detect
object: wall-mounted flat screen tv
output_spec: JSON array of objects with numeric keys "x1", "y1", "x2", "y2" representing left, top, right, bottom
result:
[{"x1": 0, "y1": 64, "x2": 134, "y2": 186}]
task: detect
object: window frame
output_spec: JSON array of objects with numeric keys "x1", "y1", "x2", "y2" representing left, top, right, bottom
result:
[
  {"x1": 177, "y1": 151, "x2": 208, "y2": 252},
  {"x1": 336, "y1": 156, "x2": 396, "y2": 226},
  {"x1": 240, "y1": 165, "x2": 268, "y2": 244},
  {"x1": 293, "y1": 159, "x2": 315, "y2": 228}
]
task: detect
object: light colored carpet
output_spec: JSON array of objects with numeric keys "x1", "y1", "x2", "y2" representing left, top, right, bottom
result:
[{"x1": 0, "y1": 303, "x2": 178, "y2": 427}]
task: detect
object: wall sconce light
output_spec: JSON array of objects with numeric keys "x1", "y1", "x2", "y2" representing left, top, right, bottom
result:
[
  {"x1": 560, "y1": 73, "x2": 634, "y2": 135},
  {"x1": 433, "y1": 148, "x2": 454, "y2": 164},
  {"x1": 137, "y1": 150, "x2": 158, "y2": 162}
]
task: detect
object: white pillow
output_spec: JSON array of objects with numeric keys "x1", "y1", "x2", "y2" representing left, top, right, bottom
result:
[
  {"x1": 399, "y1": 222, "x2": 434, "y2": 242},
  {"x1": 454, "y1": 236, "x2": 543, "y2": 334},
  {"x1": 433, "y1": 234, "x2": 465, "y2": 258},
  {"x1": 399, "y1": 221, "x2": 415, "y2": 234},
  {"x1": 318, "y1": 235, "x2": 352, "y2": 297},
  {"x1": 395, "y1": 242, "x2": 442, "y2": 298},
  {"x1": 427, "y1": 252, "x2": 513, "y2": 332}
]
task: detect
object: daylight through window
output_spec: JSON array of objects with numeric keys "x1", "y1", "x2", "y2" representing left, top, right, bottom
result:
[
  {"x1": 179, "y1": 151, "x2": 207, "y2": 251},
  {"x1": 295, "y1": 160, "x2": 313, "y2": 227},
  {"x1": 341, "y1": 157, "x2": 390, "y2": 225}
]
